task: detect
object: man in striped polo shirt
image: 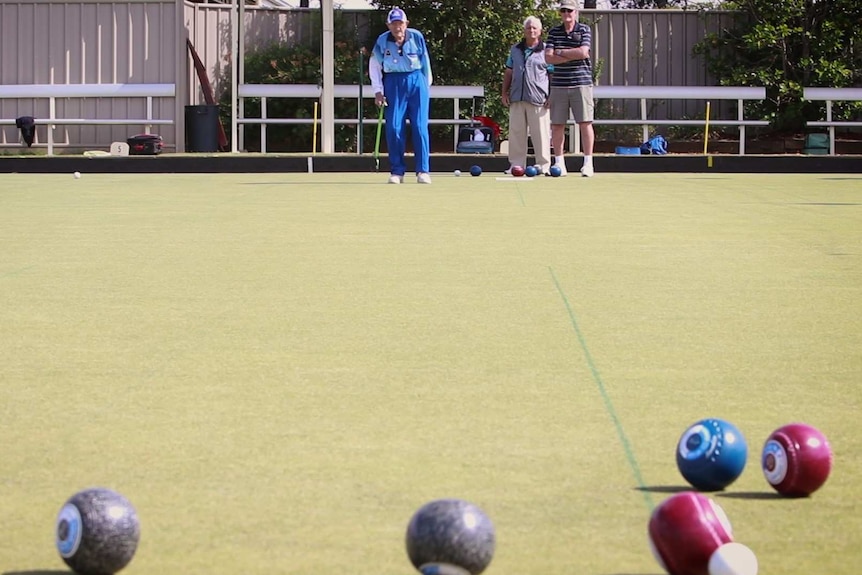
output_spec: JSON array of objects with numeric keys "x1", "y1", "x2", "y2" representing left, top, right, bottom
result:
[{"x1": 544, "y1": 0, "x2": 595, "y2": 177}]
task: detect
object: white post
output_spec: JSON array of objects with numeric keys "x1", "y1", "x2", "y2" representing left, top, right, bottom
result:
[
  {"x1": 238, "y1": 0, "x2": 246, "y2": 152},
  {"x1": 146, "y1": 96, "x2": 154, "y2": 134},
  {"x1": 321, "y1": 0, "x2": 335, "y2": 153},
  {"x1": 48, "y1": 97, "x2": 56, "y2": 156},
  {"x1": 640, "y1": 98, "x2": 648, "y2": 144},
  {"x1": 453, "y1": 100, "x2": 459, "y2": 151},
  {"x1": 175, "y1": 0, "x2": 187, "y2": 152},
  {"x1": 230, "y1": 0, "x2": 239, "y2": 153},
  {"x1": 261, "y1": 97, "x2": 268, "y2": 153}
]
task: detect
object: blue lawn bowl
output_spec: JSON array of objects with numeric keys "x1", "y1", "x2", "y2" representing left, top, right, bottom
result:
[
  {"x1": 616, "y1": 146, "x2": 642, "y2": 155},
  {"x1": 549, "y1": 165, "x2": 562, "y2": 177},
  {"x1": 524, "y1": 166, "x2": 538, "y2": 177},
  {"x1": 470, "y1": 165, "x2": 483, "y2": 177},
  {"x1": 676, "y1": 418, "x2": 748, "y2": 491}
]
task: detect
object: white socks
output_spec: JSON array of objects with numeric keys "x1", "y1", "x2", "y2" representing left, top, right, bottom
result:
[{"x1": 555, "y1": 155, "x2": 593, "y2": 168}]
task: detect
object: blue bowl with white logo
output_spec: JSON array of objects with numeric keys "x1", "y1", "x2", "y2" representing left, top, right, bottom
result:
[{"x1": 676, "y1": 418, "x2": 748, "y2": 491}]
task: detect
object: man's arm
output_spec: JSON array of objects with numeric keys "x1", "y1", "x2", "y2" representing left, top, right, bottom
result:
[
  {"x1": 415, "y1": 30, "x2": 433, "y2": 87},
  {"x1": 546, "y1": 46, "x2": 590, "y2": 63},
  {"x1": 501, "y1": 68, "x2": 513, "y2": 106},
  {"x1": 369, "y1": 56, "x2": 385, "y2": 105}
]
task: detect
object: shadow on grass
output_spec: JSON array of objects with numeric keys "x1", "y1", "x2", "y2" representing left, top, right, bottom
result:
[
  {"x1": 239, "y1": 181, "x2": 387, "y2": 186},
  {"x1": 635, "y1": 485, "x2": 692, "y2": 494},
  {"x1": 715, "y1": 491, "x2": 795, "y2": 500},
  {"x1": 637, "y1": 485, "x2": 793, "y2": 500},
  {"x1": 791, "y1": 202, "x2": 860, "y2": 206}
]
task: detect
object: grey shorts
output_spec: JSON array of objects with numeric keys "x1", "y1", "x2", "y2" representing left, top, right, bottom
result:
[{"x1": 549, "y1": 86, "x2": 594, "y2": 124}]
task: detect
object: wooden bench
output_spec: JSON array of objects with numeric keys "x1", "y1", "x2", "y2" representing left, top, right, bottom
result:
[
  {"x1": 566, "y1": 86, "x2": 769, "y2": 155},
  {"x1": 803, "y1": 87, "x2": 862, "y2": 155},
  {"x1": 0, "y1": 83, "x2": 176, "y2": 155},
  {"x1": 237, "y1": 84, "x2": 485, "y2": 153}
]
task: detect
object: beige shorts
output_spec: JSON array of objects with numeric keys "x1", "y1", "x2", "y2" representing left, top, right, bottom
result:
[{"x1": 549, "y1": 86, "x2": 594, "y2": 124}]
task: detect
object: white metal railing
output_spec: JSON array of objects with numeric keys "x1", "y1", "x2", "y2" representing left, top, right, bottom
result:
[
  {"x1": 0, "y1": 83, "x2": 176, "y2": 155},
  {"x1": 237, "y1": 84, "x2": 485, "y2": 153},
  {"x1": 803, "y1": 87, "x2": 862, "y2": 155},
  {"x1": 578, "y1": 86, "x2": 769, "y2": 155}
]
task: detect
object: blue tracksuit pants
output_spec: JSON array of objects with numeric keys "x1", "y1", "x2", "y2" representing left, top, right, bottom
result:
[{"x1": 383, "y1": 69, "x2": 430, "y2": 175}]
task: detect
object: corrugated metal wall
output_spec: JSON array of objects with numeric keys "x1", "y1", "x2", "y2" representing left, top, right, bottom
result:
[
  {"x1": 590, "y1": 9, "x2": 736, "y2": 120},
  {"x1": 1, "y1": 0, "x2": 179, "y2": 149},
  {"x1": 2, "y1": 2, "x2": 738, "y2": 151}
]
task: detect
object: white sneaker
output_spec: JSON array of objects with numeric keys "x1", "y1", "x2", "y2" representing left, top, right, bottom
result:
[
  {"x1": 580, "y1": 165, "x2": 594, "y2": 178},
  {"x1": 556, "y1": 164, "x2": 568, "y2": 177},
  {"x1": 503, "y1": 167, "x2": 513, "y2": 175},
  {"x1": 388, "y1": 174, "x2": 403, "y2": 184},
  {"x1": 417, "y1": 172, "x2": 432, "y2": 184}
]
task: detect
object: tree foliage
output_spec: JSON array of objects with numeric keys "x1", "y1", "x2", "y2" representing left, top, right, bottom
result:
[
  {"x1": 220, "y1": 40, "x2": 373, "y2": 152},
  {"x1": 693, "y1": 0, "x2": 862, "y2": 131}
]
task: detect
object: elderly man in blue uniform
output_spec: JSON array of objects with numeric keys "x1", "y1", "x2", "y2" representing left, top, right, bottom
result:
[
  {"x1": 545, "y1": 0, "x2": 595, "y2": 177},
  {"x1": 369, "y1": 7, "x2": 434, "y2": 184}
]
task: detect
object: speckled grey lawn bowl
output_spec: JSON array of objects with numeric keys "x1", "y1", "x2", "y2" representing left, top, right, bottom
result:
[
  {"x1": 405, "y1": 499, "x2": 495, "y2": 575},
  {"x1": 56, "y1": 487, "x2": 140, "y2": 575}
]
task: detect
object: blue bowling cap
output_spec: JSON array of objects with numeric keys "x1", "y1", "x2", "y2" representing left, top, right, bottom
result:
[{"x1": 387, "y1": 7, "x2": 406, "y2": 23}]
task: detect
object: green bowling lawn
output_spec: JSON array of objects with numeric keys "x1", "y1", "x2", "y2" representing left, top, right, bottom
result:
[{"x1": 1, "y1": 172, "x2": 860, "y2": 575}]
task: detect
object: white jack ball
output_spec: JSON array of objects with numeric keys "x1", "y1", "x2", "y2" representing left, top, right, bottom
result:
[{"x1": 708, "y1": 542, "x2": 758, "y2": 575}]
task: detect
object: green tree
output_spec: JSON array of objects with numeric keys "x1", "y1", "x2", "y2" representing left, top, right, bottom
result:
[{"x1": 693, "y1": 0, "x2": 862, "y2": 131}]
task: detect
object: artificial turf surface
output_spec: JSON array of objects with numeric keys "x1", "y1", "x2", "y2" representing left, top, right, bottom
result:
[{"x1": 1, "y1": 172, "x2": 860, "y2": 574}]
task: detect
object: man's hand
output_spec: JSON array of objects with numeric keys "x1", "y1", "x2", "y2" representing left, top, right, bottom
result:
[{"x1": 375, "y1": 92, "x2": 386, "y2": 106}]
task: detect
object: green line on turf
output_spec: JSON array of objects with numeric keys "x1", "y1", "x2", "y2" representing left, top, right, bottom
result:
[{"x1": 548, "y1": 266, "x2": 655, "y2": 512}]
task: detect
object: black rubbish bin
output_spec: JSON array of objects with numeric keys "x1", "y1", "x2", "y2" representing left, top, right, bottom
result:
[{"x1": 185, "y1": 104, "x2": 219, "y2": 152}]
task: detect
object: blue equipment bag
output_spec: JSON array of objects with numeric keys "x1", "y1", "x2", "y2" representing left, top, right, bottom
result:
[{"x1": 640, "y1": 134, "x2": 668, "y2": 155}]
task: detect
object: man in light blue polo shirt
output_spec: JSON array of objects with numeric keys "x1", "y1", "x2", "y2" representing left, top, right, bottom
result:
[
  {"x1": 502, "y1": 15, "x2": 552, "y2": 176},
  {"x1": 369, "y1": 7, "x2": 434, "y2": 184}
]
